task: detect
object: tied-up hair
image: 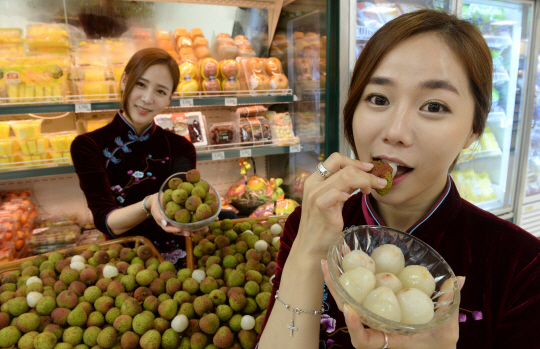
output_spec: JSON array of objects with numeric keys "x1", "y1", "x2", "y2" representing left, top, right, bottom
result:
[
  {"x1": 121, "y1": 48, "x2": 180, "y2": 119},
  {"x1": 343, "y1": 10, "x2": 492, "y2": 171}
]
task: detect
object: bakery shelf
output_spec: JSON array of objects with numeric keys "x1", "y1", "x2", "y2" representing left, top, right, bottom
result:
[{"x1": 0, "y1": 93, "x2": 294, "y2": 116}]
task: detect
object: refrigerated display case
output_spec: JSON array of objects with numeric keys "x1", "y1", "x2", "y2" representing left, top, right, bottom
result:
[
  {"x1": 452, "y1": 0, "x2": 533, "y2": 217},
  {"x1": 0, "y1": 0, "x2": 339, "y2": 221}
]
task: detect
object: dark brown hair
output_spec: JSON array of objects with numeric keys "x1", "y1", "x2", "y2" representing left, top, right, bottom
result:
[
  {"x1": 121, "y1": 48, "x2": 180, "y2": 118},
  {"x1": 343, "y1": 10, "x2": 492, "y2": 169}
]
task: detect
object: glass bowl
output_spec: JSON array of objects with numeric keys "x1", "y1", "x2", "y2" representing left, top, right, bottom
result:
[
  {"x1": 158, "y1": 172, "x2": 222, "y2": 231},
  {"x1": 327, "y1": 225, "x2": 460, "y2": 335}
]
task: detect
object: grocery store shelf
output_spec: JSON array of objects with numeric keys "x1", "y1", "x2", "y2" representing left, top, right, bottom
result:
[
  {"x1": 0, "y1": 94, "x2": 294, "y2": 116},
  {"x1": 0, "y1": 144, "x2": 305, "y2": 181}
]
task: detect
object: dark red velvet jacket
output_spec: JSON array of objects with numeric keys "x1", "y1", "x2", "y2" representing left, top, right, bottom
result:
[
  {"x1": 71, "y1": 112, "x2": 197, "y2": 260},
  {"x1": 259, "y1": 178, "x2": 540, "y2": 348}
]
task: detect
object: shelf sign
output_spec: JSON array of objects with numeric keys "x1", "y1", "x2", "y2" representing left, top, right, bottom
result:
[
  {"x1": 240, "y1": 149, "x2": 252, "y2": 157},
  {"x1": 180, "y1": 99, "x2": 194, "y2": 107},
  {"x1": 75, "y1": 103, "x2": 92, "y2": 113},
  {"x1": 5, "y1": 71, "x2": 20, "y2": 84},
  {"x1": 290, "y1": 144, "x2": 301, "y2": 153},
  {"x1": 225, "y1": 98, "x2": 237, "y2": 106},
  {"x1": 212, "y1": 151, "x2": 225, "y2": 161}
]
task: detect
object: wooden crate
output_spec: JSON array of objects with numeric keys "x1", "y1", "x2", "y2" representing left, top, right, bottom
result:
[
  {"x1": 185, "y1": 215, "x2": 289, "y2": 270},
  {"x1": 0, "y1": 235, "x2": 164, "y2": 274}
]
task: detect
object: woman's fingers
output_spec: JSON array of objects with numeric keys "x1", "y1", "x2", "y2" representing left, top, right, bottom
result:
[
  {"x1": 322, "y1": 152, "x2": 374, "y2": 176},
  {"x1": 343, "y1": 305, "x2": 390, "y2": 349}
]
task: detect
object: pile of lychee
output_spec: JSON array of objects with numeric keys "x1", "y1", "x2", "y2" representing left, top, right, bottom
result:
[
  {"x1": 162, "y1": 169, "x2": 219, "y2": 224},
  {"x1": 0, "y1": 216, "x2": 284, "y2": 349}
]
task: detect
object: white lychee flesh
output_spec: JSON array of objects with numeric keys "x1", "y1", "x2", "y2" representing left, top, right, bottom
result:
[
  {"x1": 342, "y1": 250, "x2": 376, "y2": 274},
  {"x1": 70, "y1": 261, "x2": 86, "y2": 272},
  {"x1": 171, "y1": 314, "x2": 189, "y2": 332},
  {"x1": 397, "y1": 265, "x2": 436, "y2": 297},
  {"x1": 339, "y1": 266, "x2": 376, "y2": 304},
  {"x1": 71, "y1": 255, "x2": 85, "y2": 264},
  {"x1": 270, "y1": 224, "x2": 282, "y2": 235},
  {"x1": 103, "y1": 265, "x2": 119, "y2": 279},
  {"x1": 375, "y1": 273, "x2": 403, "y2": 294},
  {"x1": 241, "y1": 315, "x2": 256, "y2": 330},
  {"x1": 27, "y1": 292, "x2": 43, "y2": 308},
  {"x1": 254, "y1": 240, "x2": 268, "y2": 252},
  {"x1": 192, "y1": 269, "x2": 206, "y2": 283},
  {"x1": 371, "y1": 244, "x2": 405, "y2": 275},
  {"x1": 26, "y1": 276, "x2": 42, "y2": 286},
  {"x1": 382, "y1": 160, "x2": 398, "y2": 178},
  {"x1": 362, "y1": 287, "x2": 401, "y2": 322},
  {"x1": 397, "y1": 288, "x2": 434, "y2": 324}
]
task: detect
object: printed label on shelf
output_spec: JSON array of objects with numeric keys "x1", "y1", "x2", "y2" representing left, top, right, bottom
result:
[
  {"x1": 180, "y1": 99, "x2": 194, "y2": 107},
  {"x1": 290, "y1": 144, "x2": 301, "y2": 153},
  {"x1": 212, "y1": 151, "x2": 225, "y2": 161},
  {"x1": 75, "y1": 103, "x2": 92, "y2": 113},
  {"x1": 5, "y1": 71, "x2": 20, "y2": 84},
  {"x1": 225, "y1": 98, "x2": 238, "y2": 106},
  {"x1": 240, "y1": 149, "x2": 252, "y2": 157}
]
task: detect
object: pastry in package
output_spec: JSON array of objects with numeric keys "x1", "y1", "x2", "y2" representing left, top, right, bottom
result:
[
  {"x1": 200, "y1": 58, "x2": 219, "y2": 79},
  {"x1": 202, "y1": 76, "x2": 221, "y2": 95}
]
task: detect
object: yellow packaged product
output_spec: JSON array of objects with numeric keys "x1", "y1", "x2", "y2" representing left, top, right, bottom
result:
[
  {"x1": 0, "y1": 29, "x2": 22, "y2": 44},
  {"x1": 479, "y1": 127, "x2": 500, "y2": 151},
  {"x1": 48, "y1": 132, "x2": 76, "y2": 151},
  {"x1": 78, "y1": 81, "x2": 112, "y2": 101},
  {"x1": 86, "y1": 118, "x2": 112, "y2": 132},
  {"x1": 3, "y1": 64, "x2": 65, "y2": 103},
  {"x1": 17, "y1": 137, "x2": 49, "y2": 154},
  {"x1": 50, "y1": 151, "x2": 71, "y2": 165},
  {"x1": 0, "y1": 139, "x2": 14, "y2": 156},
  {"x1": 0, "y1": 155, "x2": 18, "y2": 171},
  {"x1": 20, "y1": 152, "x2": 51, "y2": 169},
  {"x1": 0, "y1": 122, "x2": 10, "y2": 138},
  {"x1": 9, "y1": 120, "x2": 42, "y2": 139}
]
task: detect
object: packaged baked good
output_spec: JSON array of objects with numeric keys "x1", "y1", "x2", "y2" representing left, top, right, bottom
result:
[
  {"x1": 173, "y1": 28, "x2": 188, "y2": 42},
  {"x1": 156, "y1": 30, "x2": 171, "y2": 42},
  {"x1": 265, "y1": 111, "x2": 298, "y2": 145},
  {"x1": 176, "y1": 36, "x2": 193, "y2": 49},
  {"x1": 200, "y1": 58, "x2": 219, "y2": 79},
  {"x1": 177, "y1": 76, "x2": 199, "y2": 96},
  {"x1": 189, "y1": 28, "x2": 204, "y2": 41},
  {"x1": 220, "y1": 60, "x2": 240, "y2": 79},
  {"x1": 179, "y1": 61, "x2": 197, "y2": 80},
  {"x1": 153, "y1": 114, "x2": 174, "y2": 132},
  {"x1": 202, "y1": 76, "x2": 221, "y2": 95},
  {"x1": 222, "y1": 78, "x2": 240, "y2": 93},
  {"x1": 236, "y1": 106, "x2": 267, "y2": 117}
]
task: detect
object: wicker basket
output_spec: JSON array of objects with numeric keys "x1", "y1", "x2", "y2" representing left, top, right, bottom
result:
[
  {"x1": 0, "y1": 235, "x2": 165, "y2": 274},
  {"x1": 186, "y1": 214, "x2": 289, "y2": 270}
]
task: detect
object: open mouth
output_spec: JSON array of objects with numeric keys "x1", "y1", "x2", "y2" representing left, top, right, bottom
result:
[{"x1": 377, "y1": 159, "x2": 413, "y2": 178}]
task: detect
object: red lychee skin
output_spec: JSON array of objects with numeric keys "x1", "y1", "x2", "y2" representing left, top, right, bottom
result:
[{"x1": 368, "y1": 160, "x2": 392, "y2": 178}]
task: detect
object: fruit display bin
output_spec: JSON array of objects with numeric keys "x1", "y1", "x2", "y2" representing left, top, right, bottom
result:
[
  {"x1": 185, "y1": 214, "x2": 289, "y2": 270},
  {"x1": 0, "y1": 235, "x2": 163, "y2": 272}
]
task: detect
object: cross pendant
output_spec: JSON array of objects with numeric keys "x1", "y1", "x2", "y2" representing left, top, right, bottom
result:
[{"x1": 286, "y1": 319, "x2": 298, "y2": 337}]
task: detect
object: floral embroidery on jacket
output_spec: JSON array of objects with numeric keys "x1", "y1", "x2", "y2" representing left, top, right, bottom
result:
[
  {"x1": 115, "y1": 155, "x2": 166, "y2": 201},
  {"x1": 105, "y1": 131, "x2": 151, "y2": 168}
]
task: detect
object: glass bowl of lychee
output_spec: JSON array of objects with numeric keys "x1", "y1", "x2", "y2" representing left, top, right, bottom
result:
[
  {"x1": 327, "y1": 225, "x2": 460, "y2": 335},
  {"x1": 158, "y1": 170, "x2": 222, "y2": 231}
]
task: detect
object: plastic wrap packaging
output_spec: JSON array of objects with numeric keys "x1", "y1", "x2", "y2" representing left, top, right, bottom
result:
[
  {"x1": 240, "y1": 57, "x2": 289, "y2": 93},
  {"x1": 202, "y1": 76, "x2": 221, "y2": 95},
  {"x1": 208, "y1": 120, "x2": 239, "y2": 146},
  {"x1": 239, "y1": 116, "x2": 272, "y2": 145},
  {"x1": 2, "y1": 64, "x2": 67, "y2": 103},
  {"x1": 9, "y1": 120, "x2": 42, "y2": 140},
  {"x1": 173, "y1": 28, "x2": 189, "y2": 43},
  {"x1": 171, "y1": 111, "x2": 208, "y2": 148},
  {"x1": 25, "y1": 23, "x2": 70, "y2": 54},
  {"x1": 236, "y1": 106, "x2": 267, "y2": 117},
  {"x1": 27, "y1": 224, "x2": 80, "y2": 254},
  {"x1": 178, "y1": 61, "x2": 199, "y2": 96},
  {"x1": 452, "y1": 169, "x2": 497, "y2": 203},
  {"x1": 220, "y1": 60, "x2": 241, "y2": 93},
  {"x1": 249, "y1": 199, "x2": 300, "y2": 217},
  {"x1": 265, "y1": 111, "x2": 298, "y2": 145},
  {"x1": 37, "y1": 214, "x2": 78, "y2": 228},
  {"x1": 211, "y1": 33, "x2": 239, "y2": 61}
]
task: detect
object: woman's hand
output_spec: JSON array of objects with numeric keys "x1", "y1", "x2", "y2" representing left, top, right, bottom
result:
[
  {"x1": 322, "y1": 260, "x2": 465, "y2": 349},
  {"x1": 148, "y1": 193, "x2": 189, "y2": 236},
  {"x1": 294, "y1": 153, "x2": 387, "y2": 260}
]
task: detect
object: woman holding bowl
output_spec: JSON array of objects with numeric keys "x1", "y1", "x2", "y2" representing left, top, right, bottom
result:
[
  {"x1": 71, "y1": 48, "x2": 196, "y2": 264},
  {"x1": 257, "y1": 9, "x2": 540, "y2": 349}
]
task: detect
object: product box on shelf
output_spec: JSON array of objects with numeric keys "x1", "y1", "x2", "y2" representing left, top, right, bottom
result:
[
  {"x1": 27, "y1": 224, "x2": 81, "y2": 254},
  {"x1": 207, "y1": 113, "x2": 240, "y2": 148},
  {"x1": 79, "y1": 228, "x2": 105, "y2": 245},
  {"x1": 1, "y1": 64, "x2": 67, "y2": 103},
  {"x1": 265, "y1": 111, "x2": 298, "y2": 145},
  {"x1": 25, "y1": 23, "x2": 71, "y2": 54},
  {"x1": 47, "y1": 131, "x2": 77, "y2": 152},
  {"x1": 9, "y1": 119, "x2": 42, "y2": 139},
  {"x1": 239, "y1": 116, "x2": 273, "y2": 146}
]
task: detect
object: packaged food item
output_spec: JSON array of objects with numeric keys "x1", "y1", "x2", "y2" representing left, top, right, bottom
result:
[
  {"x1": 77, "y1": 81, "x2": 115, "y2": 101},
  {"x1": 238, "y1": 116, "x2": 272, "y2": 145},
  {"x1": 265, "y1": 111, "x2": 298, "y2": 144},
  {"x1": 179, "y1": 61, "x2": 197, "y2": 80},
  {"x1": 236, "y1": 106, "x2": 267, "y2": 117},
  {"x1": 173, "y1": 28, "x2": 189, "y2": 42},
  {"x1": 9, "y1": 120, "x2": 42, "y2": 140},
  {"x1": 37, "y1": 214, "x2": 78, "y2": 228},
  {"x1": 0, "y1": 139, "x2": 14, "y2": 156},
  {"x1": 153, "y1": 114, "x2": 174, "y2": 132},
  {"x1": 86, "y1": 118, "x2": 113, "y2": 132},
  {"x1": 212, "y1": 33, "x2": 239, "y2": 61},
  {"x1": 0, "y1": 242, "x2": 15, "y2": 262},
  {"x1": 50, "y1": 151, "x2": 72, "y2": 165},
  {"x1": 0, "y1": 122, "x2": 10, "y2": 139},
  {"x1": 194, "y1": 46, "x2": 211, "y2": 60},
  {"x1": 202, "y1": 76, "x2": 221, "y2": 95},
  {"x1": 16, "y1": 137, "x2": 49, "y2": 154},
  {"x1": 25, "y1": 23, "x2": 70, "y2": 54},
  {"x1": 27, "y1": 224, "x2": 80, "y2": 254},
  {"x1": 79, "y1": 228, "x2": 105, "y2": 245},
  {"x1": 170, "y1": 111, "x2": 208, "y2": 148},
  {"x1": 222, "y1": 77, "x2": 240, "y2": 93},
  {"x1": 0, "y1": 28, "x2": 22, "y2": 44},
  {"x1": 3, "y1": 64, "x2": 67, "y2": 103},
  {"x1": 176, "y1": 36, "x2": 192, "y2": 49},
  {"x1": 193, "y1": 37, "x2": 209, "y2": 48},
  {"x1": 177, "y1": 76, "x2": 199, "y2": 96},
  {"x1": 234, "y1": 35, "x2": 251, "y2": 47},
  {"x1": 200, "y1": 58, "x2": 219, "y2": 79},
  {"x1": 208, "y1": 121, "x2": 239, "y2": 146},
  {"x1": 248, "y1": 199, "x2": 300, "y2": 217},
  {"x1": 156, "y1": 30, "x2": 171, "y2": 42},
  {"x1": 190, "y1": 28, "x2": 204, "y2": 41},
  {"x1": 220, "y1": 59, "x2": 240, "y2": 79}
]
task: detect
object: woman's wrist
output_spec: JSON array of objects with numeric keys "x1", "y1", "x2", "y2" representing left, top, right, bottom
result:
[{"x1": 142, "y1": 194, "x2": 153, "y2": 218}]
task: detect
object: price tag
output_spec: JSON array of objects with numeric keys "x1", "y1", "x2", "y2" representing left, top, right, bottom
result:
[
  {"x1": 180, "y1": 99, "x2": 194, "y2": 107},
  {"x1": 240, "y1": 149, "x2": 252, "y2": 157},
  {"x1": 212, "y1": 151, "x2": 225, "y2": 161},
  {"x1": 290, "y1": 144, "x2": 301, "y2": 153},
  {"x1": 75, "y1": 103, "x2": 91, "y2": 113},
  {"x1": 225, "y1": 97, "x2": 238, "y2": 106}
]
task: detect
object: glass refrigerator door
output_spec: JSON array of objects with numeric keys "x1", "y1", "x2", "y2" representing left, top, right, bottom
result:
[
  {"x1": 355, "y1": 0, "x2": 452, "y2": 57},
  {"x1": 523, "y1": 59, "x2": 540, "y2": 201},
  {"x1": 451, "y1": 0, "x2": 533, "y2": 215}
]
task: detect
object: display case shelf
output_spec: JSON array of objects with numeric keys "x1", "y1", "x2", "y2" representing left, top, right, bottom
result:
[
  {"x1": 0, "y1": 93, "x2": 294, "y2": 116},
  {"x1": 0, "y1": 143, "x2": 306, "y2": 181}
]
